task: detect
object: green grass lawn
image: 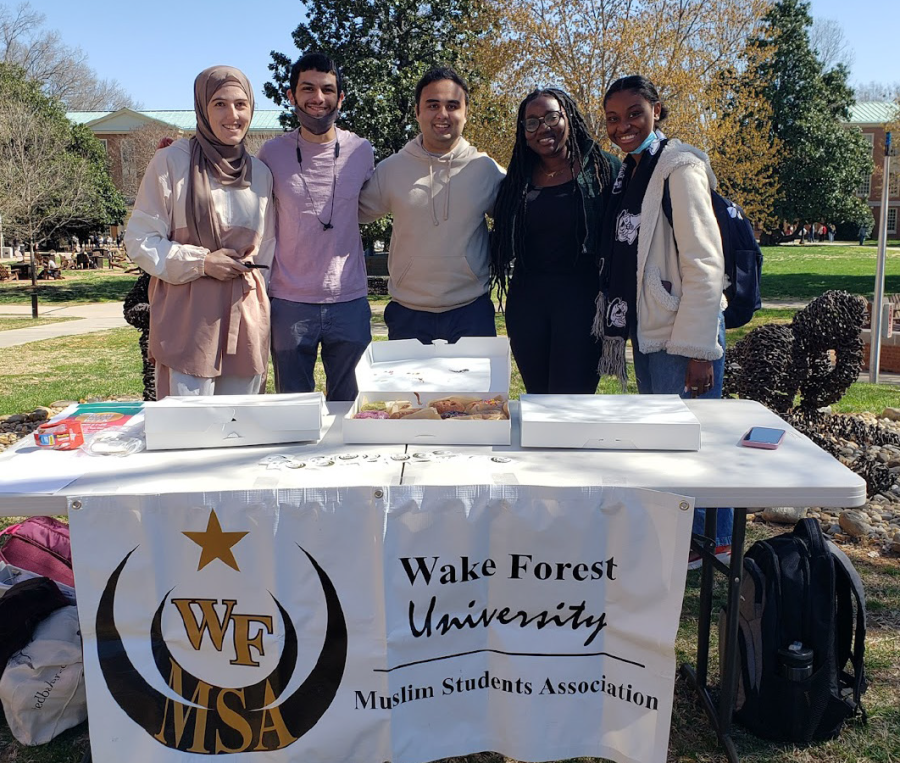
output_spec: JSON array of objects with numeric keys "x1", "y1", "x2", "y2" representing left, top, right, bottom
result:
[
  {"x1": 0, "y1": 329, "x2": 144, "y2": 413},
  {"x1": 0, "y1": 316, "x2": 78, "y2": 332},
  {"x1": 760, "y1": 244, "x2": 900, "y2": 300},
  {"x1": 2, "y1": 320, "x2": 897, "y2": 416},
  {"x1": 0, "y1": 269, "x2": 138, "y2": 305},
  {"x1": 0, "y1": 245, "x2": 897, "y2": 309},
  {"x1": 0, "y1": 244, "x2": 898, "y2": 307}
]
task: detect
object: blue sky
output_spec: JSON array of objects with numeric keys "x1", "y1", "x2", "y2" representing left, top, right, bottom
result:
[
  {"x1": 33, "y1": 0, "x2": 892, "y2": 111},
  {"x1": 35, "y1": 0, "x2": 304, "y2": 110}
]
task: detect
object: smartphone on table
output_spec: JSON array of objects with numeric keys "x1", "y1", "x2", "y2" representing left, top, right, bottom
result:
[{"x1": 741, "y1": 426, "x2": 786, "y2": 450}]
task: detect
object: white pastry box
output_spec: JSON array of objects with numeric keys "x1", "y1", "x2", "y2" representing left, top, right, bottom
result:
[
  {"x1": 343, "y1": 337, "x2": 511, "y2": 445},
  {"x1": 144, "y1": 392, "x2": 324, "y2": 451},
  {"x1": 519, "y1": 394, "x2": 701, "y2": 451}
]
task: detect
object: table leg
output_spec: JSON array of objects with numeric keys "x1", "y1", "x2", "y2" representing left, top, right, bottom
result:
[
  {"x1": 680, "y1": 506, "x2": 744, "y2": 763},
  {"x1": 695, "y1": 505, "x2": 718, "y2": 688},
  {"x1": 717, "y1": 509, "x2": 747, "y2": 735}
]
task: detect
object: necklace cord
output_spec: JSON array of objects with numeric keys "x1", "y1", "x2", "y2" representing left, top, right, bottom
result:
[{"x1": 295, "y1": 131, "x2": 339, "y2": 231}]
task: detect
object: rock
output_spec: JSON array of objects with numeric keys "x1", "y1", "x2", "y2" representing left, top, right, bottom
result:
[
  {"x1": 761, "y1": 506, "x2": 808, "y2": 524},
  {"x1": 49, "y1": 400, "x2": 76, "y2": 409},
  {"x1": 827, "y1": 524, "x2": 841, "y2": 535},
  {"x1": 882, "y1": 407, "x2": 900, "y2": 422},
  {"x1": 29, "y1": 407, "x2": 51, "y2": 422},
  {"x1": 839, "y1": 510, "x2": 875, "y2": 538},
  {"x1": 5, "y1": 414, "x2": 25, "y2": 425}
]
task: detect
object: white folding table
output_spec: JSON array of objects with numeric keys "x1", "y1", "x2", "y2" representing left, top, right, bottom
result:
[{"x1": 0, "y1": 398, "x2": 866, "y2": 762}]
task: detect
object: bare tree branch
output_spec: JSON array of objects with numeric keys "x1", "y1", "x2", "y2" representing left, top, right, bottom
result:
[
  {"x1": 809, "y1": 18, "x2": 853, "y2": 71},
  {"x1": 0, "y1": 1, "x2": 138, "y2": 109},
  {"x1": 854, "y1": 80, "x2": 900, "y2": 102},
  {"x1": 0, "y1": 99, "x2": 97, "y2": 249}
]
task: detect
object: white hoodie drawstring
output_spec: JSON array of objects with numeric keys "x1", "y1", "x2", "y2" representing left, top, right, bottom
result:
[
  {"x1": 427, "y1": 154, "x2": 453, "y2": 226},
  {"x1": 443, "y1": 155, "x2": 452, "y2": 222},
  {"x1": 428, "y1": 159, "x2": 439, "y2": 226}
]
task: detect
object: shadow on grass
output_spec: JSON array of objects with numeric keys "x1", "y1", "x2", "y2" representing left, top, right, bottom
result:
[
  {"x1": 0, "y1": 276, "x2": 136, "y2": 304},
  {"x1": 761, "y1": 273, "x2": 900, "y2": 301}
]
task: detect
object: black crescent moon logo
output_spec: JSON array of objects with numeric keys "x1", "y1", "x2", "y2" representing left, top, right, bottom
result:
[
  {"x1": 95, "y1": 545, "x2": 347, "y2": 753},
  {"x1": 149, "y1": 590, "x2": 298, "y2": 710}
]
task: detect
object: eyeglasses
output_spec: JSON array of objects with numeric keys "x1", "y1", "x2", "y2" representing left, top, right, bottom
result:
[{"x1": 523, "y1": 111, "x2": 563, "y2": 133}]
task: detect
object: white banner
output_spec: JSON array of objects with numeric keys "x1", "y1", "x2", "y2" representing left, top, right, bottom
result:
[{"x1": 68, "y1": 485, "x2": 693, "y2": 763}]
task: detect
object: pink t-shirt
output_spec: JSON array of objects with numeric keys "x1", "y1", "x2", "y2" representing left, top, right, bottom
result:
[{"x1": 258, "y1": 128, "x2": 375, "y2": 304}]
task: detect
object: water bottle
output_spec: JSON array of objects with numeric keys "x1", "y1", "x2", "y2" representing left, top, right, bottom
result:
[{"x1": 778, "y1": 641, "x2": 813, "y2": 681}]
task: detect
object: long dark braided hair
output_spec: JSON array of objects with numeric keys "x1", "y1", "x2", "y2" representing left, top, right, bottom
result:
[{"x1": 490, "y1": 87, "x2": 616, "y2": 305}]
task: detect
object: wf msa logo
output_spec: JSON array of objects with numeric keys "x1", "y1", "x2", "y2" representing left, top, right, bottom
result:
[{"x1": 95, "y1": 510, "x2": 347, "y2": 754}]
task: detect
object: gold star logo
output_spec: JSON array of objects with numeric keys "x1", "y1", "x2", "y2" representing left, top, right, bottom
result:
[{"x1": 183, "y1": 510, "x2": 248, "y2": 572}]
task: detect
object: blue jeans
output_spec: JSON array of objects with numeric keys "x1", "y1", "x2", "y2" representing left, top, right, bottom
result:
[
  {"x1": 270, "y1": 297, "x2": 371, "y2": 402},
  {"x1": 384, "y1": 292, "x2": 497, "y2": 343},
  {"x1": 632, "y1": 316, "x2": 733, "y2": 547}
]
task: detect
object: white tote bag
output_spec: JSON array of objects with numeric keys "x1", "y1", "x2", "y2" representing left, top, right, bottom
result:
[{"x1": 0, "y1": 605, "x2": 87, "y2": 745}]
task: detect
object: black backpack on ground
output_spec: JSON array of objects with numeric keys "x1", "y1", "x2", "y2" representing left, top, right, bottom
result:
[
  {"x1": 720, "y1": 518, "x2": 867, "y2": 743},
  {"x1": 662, "y1": 180, "x2": 763, "y2": 329}
]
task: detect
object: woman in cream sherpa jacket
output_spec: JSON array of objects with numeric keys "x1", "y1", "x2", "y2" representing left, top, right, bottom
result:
[
  {"x1": 629, "y1": 140, "x2": 725, "y2": 363},
  {"x1": 597, "y1": 74, "x2": 732, "y2": 557}
]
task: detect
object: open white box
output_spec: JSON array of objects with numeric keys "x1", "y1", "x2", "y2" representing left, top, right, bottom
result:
[
  {"x1": 144, "y1": 392, "x2": 324, "y2": 451},
  {"x1": 520, "y1": 394, "x2": 701, "y2": 451},
  {"x1": 344, "y1": 337, "x2": 511, "y2": 445}
]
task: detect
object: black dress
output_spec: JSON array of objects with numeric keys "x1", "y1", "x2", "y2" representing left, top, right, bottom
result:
[{"x1": 505, "y1": 180, "x2": 601, "y2": 394}]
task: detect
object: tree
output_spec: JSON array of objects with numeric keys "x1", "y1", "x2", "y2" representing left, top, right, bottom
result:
[
  {"x1": 267, "y1": 0, "x2": 488, "y2": 161},
  {"x1": 118, "y1": 123, "x2": 181, "y2": 202},
  {"x1": 751, "y1": 0, "x2": 872, "y2": 230},
  {"x1": 809, "y1": 18, "x2": 853, "y2": 70},
  {"x1": 854, "y1": 81, "x2": 900, "y2": 102},
  {"x1": 266, "y1": 0, "x2": 497, "y2": 247},
  {"x1": 476, "y1": 0, "x2": 779, "y2": 221},
  {"x1": 0, "y1": 2, "x2": 137, "y2": 109},
  {"x1": 703, "y1": 60, "x2": 782, "y2": 228},
  {"x1": 0, "y1": 63, "x2": 126, "y2": 313},
  {"x1": 68, "y1": 122, "x2": 128, "y2": 236}
]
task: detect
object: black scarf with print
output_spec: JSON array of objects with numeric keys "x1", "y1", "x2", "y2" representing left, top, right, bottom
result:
[{"x1": 595, "y1": 135, "x2": 667, "y2": 386}]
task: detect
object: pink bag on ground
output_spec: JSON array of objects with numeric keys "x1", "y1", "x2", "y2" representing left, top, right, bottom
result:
[{"x1": 0, "y1": 517, "x2": 73, "y2": 588}]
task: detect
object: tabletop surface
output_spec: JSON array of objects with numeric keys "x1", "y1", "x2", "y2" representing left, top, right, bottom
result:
[{"x1": 0, "y1": 398, "x2": 866, "y2": 517}]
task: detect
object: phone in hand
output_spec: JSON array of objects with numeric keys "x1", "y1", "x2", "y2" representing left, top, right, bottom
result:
[{"x1": 741, "y1": 426, "x2": 786, "y2": 450}]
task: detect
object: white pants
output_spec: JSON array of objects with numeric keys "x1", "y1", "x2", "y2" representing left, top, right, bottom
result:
[{"x1": 164, "y1": 368, "x2": 262, "y2": 396}]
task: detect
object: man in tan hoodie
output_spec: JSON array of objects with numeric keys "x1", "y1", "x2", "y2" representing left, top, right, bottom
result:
[{"x1": 359, "y1": 68, "x2": 506, "y2": 343}]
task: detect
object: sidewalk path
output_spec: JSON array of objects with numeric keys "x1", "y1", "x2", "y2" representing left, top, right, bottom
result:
[{"x1": 0, "y1": 303, "x2": 126, "y2": 348}]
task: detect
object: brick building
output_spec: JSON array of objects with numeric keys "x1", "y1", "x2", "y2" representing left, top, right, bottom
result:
[
  {"x1": 67, "y1": 109, "x2": 284, "y2": 205},
  {"x1": 846, "y1": 102, "x2": 900, "y2": 237}
]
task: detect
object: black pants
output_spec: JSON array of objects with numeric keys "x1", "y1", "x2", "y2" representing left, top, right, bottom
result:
[
  {"x1": 385, "y1": 292, "x2": 497, "y2": 343},
  {"x1": 505, "y1": 274, "x2": 601, "y2": 394}
]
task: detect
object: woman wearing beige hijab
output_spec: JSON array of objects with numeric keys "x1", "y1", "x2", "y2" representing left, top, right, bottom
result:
[{"x1": 125, "y1": 65, "x2": 274, "y2": 397}]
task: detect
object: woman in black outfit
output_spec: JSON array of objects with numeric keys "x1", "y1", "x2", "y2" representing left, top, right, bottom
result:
[{"x1": 491, "y1": 88, "x2": 620, "y2": 394}]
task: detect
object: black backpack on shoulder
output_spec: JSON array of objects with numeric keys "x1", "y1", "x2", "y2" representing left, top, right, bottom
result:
[
  {"x1": 720, "y1": 518, "x2": 867, "y2": 743},
  {"x1": 662, "y1": 180, "x2": 763, "y2": 329}
]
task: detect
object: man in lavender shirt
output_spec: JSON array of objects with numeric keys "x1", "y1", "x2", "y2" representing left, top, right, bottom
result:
[{"x1": 257, "y1": 53, "x2": 375, "y2": 401}]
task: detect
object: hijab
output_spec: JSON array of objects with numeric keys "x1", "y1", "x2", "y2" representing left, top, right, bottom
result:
[{"x1": 186, "y1": 65, "x2": 255, "y2": 252}]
